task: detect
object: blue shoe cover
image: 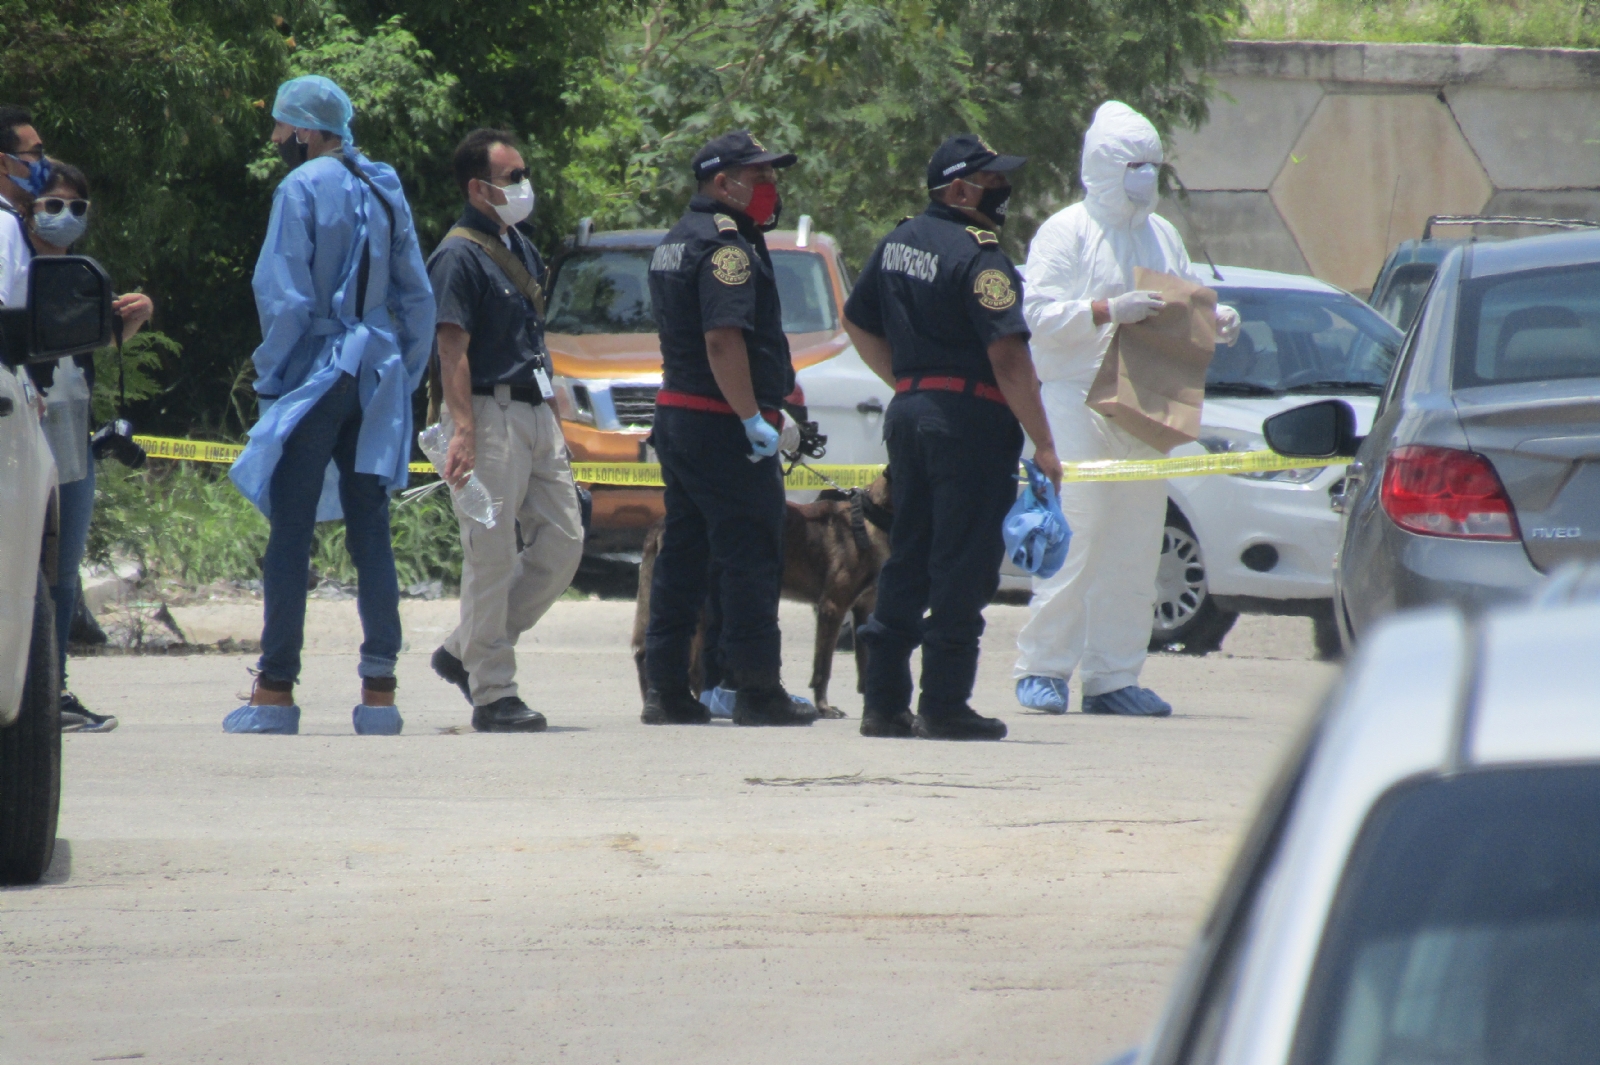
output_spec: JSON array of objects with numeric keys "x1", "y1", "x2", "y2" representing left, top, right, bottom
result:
[
  {"x1": 1082, "y1": 686, "x2": 1172, "y2": 717},
  {"x1": 1015, "y1": 675, "x2": 1070, "y2": 713},
  {"x1": 699, "y1": 685, "x2": 736, "y2": 719},
  {"x1": 223, "y1": 704, "x2": 301, "y2": 734},
  {"x1": 352, "y1": 704, "x2": 404, "y2": 735}
]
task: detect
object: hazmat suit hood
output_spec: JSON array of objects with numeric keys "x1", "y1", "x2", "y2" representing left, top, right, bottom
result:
[{"x1": 1080, "y1": 101, "x2": 1164, "y2": 228}]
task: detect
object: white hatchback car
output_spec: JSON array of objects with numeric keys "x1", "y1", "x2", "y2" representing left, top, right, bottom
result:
[
  {"x1": 0, "y1": 254, "x2": 114, "y2": 885},
  {"x1": 1127, "y1": 579, "x2": 1600, "y2": 1065}
]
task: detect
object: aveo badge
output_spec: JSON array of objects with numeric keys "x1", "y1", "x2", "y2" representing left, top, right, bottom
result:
[{"x1": 1528, "y1": 527, "x2": 1583, "y2": 539}]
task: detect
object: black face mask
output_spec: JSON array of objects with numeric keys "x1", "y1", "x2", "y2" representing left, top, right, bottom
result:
[
  {"x1": 277, "y1": 136, "x2": 309, "y2": 170},
  {"x1": 977, "y1": 183, "x2": 1012, "y2": 227}
]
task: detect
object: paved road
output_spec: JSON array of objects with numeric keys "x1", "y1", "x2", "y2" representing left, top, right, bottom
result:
[{"x1": 2, "y1": 599, "x2": 1333, "y2": 1064}]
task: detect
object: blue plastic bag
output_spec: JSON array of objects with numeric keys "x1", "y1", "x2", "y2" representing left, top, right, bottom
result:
[{"x1": 1003, "y1": 459, "x2": 1071, "y2": 578}]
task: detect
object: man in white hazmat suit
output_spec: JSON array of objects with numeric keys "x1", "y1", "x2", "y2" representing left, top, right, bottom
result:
[{"x1": 1013, "y1": 101, "x2": 1239, "y2": 717}]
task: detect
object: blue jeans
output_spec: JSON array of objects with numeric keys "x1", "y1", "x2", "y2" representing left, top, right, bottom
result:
[
  {"x1": 257, "y1": 373, "x2": 401, "y2": 685},
  {"x1": 52, "y1": 460, "x2": 95, "y2": 684}
]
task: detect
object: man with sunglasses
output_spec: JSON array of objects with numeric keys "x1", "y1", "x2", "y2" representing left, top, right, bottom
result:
[
  {"x1": 424, "y1": 128, "x2": 583, "y2": 733},
  {"x1": 639, "y1": 130, "x2": 816, "y2": 728},
  {"x1": 0, "y1": 105, "x2": 46, "y2": 309}
]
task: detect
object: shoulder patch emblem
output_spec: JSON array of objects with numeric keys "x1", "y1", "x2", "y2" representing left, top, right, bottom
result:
[
  {"x1": 965, "y1": 226, "x2": 999, "y2": 246},
  {"x1": 714, "y1": 213, "x2": 739, "y2": 234},
  {"x1": 974, "y1": 269, "x2": 1017, "y2": 311},
  {"x1": 711, "y1": 245, "x2": 751, "y2": 286}
]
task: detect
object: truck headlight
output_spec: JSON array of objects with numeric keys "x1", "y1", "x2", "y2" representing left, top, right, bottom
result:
[{"x1": 552, "y1": 375, "x2": 595, "y2": 426}]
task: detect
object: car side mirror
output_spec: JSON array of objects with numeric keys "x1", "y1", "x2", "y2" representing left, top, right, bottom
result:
[
  {"x1": 1263, "y1": 399, "x2": 1363, "y2": 459},
  {"x1": 0, "y1": 255, "x2": 115, "y2": 368}
]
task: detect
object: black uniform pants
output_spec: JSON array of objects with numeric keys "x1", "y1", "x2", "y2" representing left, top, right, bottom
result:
[
  {"x1": 859, "y1": 391, "x2": 1023, "y2": 718},
  {"x1": 645, "y1": 405, "x2": 785, "y2": 690}
]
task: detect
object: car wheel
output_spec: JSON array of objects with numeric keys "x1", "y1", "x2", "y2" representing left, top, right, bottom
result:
[
  {"x1": 1311, "y1": 600, "x2": 1343, "y2": 661},
  {"x1": 0, "y1": 570, "x2": 62, "y2": 885},
  {"x1": 1150, "y1": 505, "x2": 1238, "y2": 654}
]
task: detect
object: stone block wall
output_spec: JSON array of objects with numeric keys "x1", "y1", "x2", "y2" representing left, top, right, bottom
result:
[{"x1": 1160, "y1": 40, "x2": 1600, "y2": 295}]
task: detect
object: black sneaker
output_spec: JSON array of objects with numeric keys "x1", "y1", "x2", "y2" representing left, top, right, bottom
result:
[
  {"x1": 859, "y1": 709, "x2": 915, "y2": 738},
  {"x1": 732, "y1": 686, "x2": 817, "y2": 727},
  {"x1": 641, "y1": 688, "x2": 711, "y2": 725},
  {"x1": 913, "y1": 706, "x2": 1006, "y2": 741},
  {"x1": 431, "y1": 646, "x2": 472, "y2": 704},
  {"x1": 471, "y1": 696, "x2": 547, "y2": 733},
  {"x1": 60, "y1": 691, "x2": 117, "y2": 733}
]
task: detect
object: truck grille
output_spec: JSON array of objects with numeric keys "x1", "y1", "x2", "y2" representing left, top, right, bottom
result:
[{"x1": 611, "y1": 385, "x2": 659, "y2": 428}]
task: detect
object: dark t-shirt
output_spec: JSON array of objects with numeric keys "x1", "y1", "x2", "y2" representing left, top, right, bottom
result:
[
  {"x1": 648, "y1": 194, "x2": 794, "y2": 408},
  {"x1": 844, "y1": 202, "x2": 1029, "y2": 385},
  {"x1": 427, "y1": 206, "x2": 549, "y2": 391}
]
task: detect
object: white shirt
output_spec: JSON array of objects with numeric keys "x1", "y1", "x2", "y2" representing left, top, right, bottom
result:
[{"x1": 0, "y1": 191, "x2": 31, "y2": 307}]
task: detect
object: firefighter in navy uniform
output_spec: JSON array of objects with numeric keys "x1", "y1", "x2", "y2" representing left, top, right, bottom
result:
[
  {"x1": 843, "y1": 133, "x2": 1063, "y2": 741},
  {"x1": 641, "y1": 130, "x2": 817, "y2": 727}
]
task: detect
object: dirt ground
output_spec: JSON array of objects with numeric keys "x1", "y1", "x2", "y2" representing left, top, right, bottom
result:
[{"x1": 1, "y1": 598, "x2": 1333, "y2": 1065}]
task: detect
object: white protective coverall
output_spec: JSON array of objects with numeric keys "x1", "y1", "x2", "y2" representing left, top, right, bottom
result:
[{"x1": 1013, "y1": 101, "x2": 1207, "y2": 696}]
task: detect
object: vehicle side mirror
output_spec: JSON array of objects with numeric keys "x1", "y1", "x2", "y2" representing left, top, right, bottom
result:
[
  {"x1": 0, "y1": 256, "x2": 115, "y2": 368},
  {"x1": 1263, "y1": 399, "x2": 1363, "y2": 459}
]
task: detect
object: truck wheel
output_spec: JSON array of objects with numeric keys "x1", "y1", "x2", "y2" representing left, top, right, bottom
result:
[
  {"x1": 0, "y1": 570, "x2": 61, "y2": 885},
  {"x1": 1149, "y1": 504, "x2": 1238, "y2": 654}
]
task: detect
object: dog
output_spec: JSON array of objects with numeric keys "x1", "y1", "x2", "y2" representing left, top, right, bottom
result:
[{"x1": 631, "y1": 472, "x2": 893, "y2": 717}]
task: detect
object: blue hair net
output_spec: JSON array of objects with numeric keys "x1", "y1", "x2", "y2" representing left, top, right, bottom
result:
[
  {"x1": 1003, "y1": 459, "x2": 1071, "y2": 578},
  {"x1": 272, "y1": 75, "x2": 354, "y2": 142}
]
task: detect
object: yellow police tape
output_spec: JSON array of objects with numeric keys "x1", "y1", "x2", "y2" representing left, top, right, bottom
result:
[{"x1": 133, "y1": 434, "x2": 1332, "y2": 486}]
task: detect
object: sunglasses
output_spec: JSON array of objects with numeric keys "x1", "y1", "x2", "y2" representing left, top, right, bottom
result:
[
  {"x1": 486, "y1": 167, "x2": 530, "y2": 186},
  {"x1": 38, "y1": 197, "x2": 89, "y2": 218}
]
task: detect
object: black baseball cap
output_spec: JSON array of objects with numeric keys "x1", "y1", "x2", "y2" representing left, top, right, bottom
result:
[
  {"x1": 691, "y1": 130, "x2": 798, "y2": 180},
  {"x1": 926, "y1": 133, "x2": 1026, "y2": 189}
]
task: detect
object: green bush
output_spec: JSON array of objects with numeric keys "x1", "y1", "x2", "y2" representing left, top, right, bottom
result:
[{"x1": 90, "y1": 462, "x2": 463, "y2": 590}]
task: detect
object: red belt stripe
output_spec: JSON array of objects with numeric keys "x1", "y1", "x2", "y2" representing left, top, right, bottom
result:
[
  {"x1": 893, "y1": 375, "x2": 1008, "y2": 406},
  {"x1": 656, "y1": 389, "x2": 782, "y2": 427}
]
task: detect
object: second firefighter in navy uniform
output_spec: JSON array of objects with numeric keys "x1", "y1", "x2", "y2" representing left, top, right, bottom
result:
[
  {"x1": 640, "y1": 130, "x2": 817, "y2": 727},
  {"x1": 843, "y1": 133, "x2": 1063, "y2": 741}
]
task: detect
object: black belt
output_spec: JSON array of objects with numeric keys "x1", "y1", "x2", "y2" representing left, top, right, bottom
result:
[{"x1": 472, "y1": 384, "x2": 544, "y2": 404}]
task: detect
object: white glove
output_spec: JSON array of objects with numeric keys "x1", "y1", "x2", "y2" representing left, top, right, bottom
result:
[
  {"x1": 1215, "y1": 304, "x2": 1241, "y2": 346},
  {"x1": 778, "y1": 411, "x2": 802, "y2": 454},
  {"x1": 1108, "y1": 289, "x2": 1166, "y2": 325}
]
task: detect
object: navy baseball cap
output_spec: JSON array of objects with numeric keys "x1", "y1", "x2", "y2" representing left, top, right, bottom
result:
[
  {"x1": 692, "y1": 130, "x2": 798, "y2": 180},
  {"x1": 926, "y1": 133, "x2": 1026, "y2": 189}
]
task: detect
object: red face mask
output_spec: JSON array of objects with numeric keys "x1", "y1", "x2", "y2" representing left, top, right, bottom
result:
[{"x1": 744, "y1": 181, "x2": 779, "y2": 227}]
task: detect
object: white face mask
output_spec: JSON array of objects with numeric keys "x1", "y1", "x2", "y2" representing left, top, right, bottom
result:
[
  {"x1": 1123, "y1": 163, "x2": 1159, "y2": 206},
  {"x1": 486, "y1": 178, "x2": 534, "y2": 226}
]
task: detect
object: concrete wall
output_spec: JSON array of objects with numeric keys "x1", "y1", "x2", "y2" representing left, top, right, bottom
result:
[{"x1": 1160, "y1": 41, "x2": 1600, "y2": 294}]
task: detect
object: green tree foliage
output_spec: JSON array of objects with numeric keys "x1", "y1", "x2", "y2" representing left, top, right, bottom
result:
[{"x1": 1243, "y1": 0, "x2": 1600, "y2": 47}]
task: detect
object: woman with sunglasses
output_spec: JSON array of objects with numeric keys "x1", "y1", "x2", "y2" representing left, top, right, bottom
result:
[{"x1": 29, "y1": 162, "x2": 154, "y2": 733}]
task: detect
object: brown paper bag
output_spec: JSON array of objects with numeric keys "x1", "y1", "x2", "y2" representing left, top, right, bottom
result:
[{"x1": 1086, "y1": 267, "x2": 1216, "y2": 454}]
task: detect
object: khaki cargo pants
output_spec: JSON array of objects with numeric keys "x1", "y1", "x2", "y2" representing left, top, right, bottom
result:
[{"x1": 442, "y1": 390, "x2": 584, "y2": 705}]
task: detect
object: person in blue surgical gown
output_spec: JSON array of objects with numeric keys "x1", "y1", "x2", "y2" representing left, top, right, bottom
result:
[{"x1": 224, "y1": 75, "x2": 435, "y2": 737}]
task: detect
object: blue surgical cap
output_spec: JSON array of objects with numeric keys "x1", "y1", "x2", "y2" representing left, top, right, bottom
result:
[{"x1": 272, "y1": 75, "x2": 354, "y2": 142}]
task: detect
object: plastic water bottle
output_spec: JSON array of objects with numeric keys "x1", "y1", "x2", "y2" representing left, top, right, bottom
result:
[{"x1": 417, "y1": 423, "x2": 499, "y2": 528}]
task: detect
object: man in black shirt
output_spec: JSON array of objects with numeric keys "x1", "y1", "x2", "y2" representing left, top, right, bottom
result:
[
  {"x1": 426, "y1": 128, "x2": 583, "y2": 732},
  {"x1": 843, "y1": 133, "x2": 1062, "y2": 741},
  {"x1": 640, "y1": 130, "x2": 815, "y2": 727}
]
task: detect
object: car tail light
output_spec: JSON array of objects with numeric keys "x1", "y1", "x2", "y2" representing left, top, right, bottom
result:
[{"x1": 1381, "y1": 445, "x2": 1519, "y2": 540}]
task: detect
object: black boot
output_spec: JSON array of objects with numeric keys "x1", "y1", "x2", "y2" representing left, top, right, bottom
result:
[
  {"x1": 472, "y1": 696, "x2": 548, "y2": 733},
  {"x1": 859, "y1": 708, "x2": 915, "y2": 738},
  {"x1": 913, "y1": 704, "x2": 1007, "y2": 741},
  {"x1": 730, "y1": 674, "x2": 817, "y2": 727},
  {"x1": 431, "y1": 646, "x2": 472, "y2": 704},
  {"x1": 641, "y1": 687, "x2": 711, "y2": 725}
]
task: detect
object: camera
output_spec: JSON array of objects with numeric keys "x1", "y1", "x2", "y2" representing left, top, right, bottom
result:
[{"x1": 90, "y1": 418, "x2": 147, "y2": 469}]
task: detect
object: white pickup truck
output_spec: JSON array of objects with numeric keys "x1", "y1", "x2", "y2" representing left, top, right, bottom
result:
[{"x1": 0, "y1": 255, "x2": 114, "y2": 884}]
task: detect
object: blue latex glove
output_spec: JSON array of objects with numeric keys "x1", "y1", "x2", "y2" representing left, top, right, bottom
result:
[{"x1": 742, "y1": 412, "x2": 780, "y2": 462}]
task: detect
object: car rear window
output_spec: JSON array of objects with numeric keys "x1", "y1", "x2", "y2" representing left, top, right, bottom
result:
[
  {"x1": 1455, "y1": 262, "x2": 1600, "y2": 388},
  {"x1": 1291, "y1": 765, "x2": 1600, "y2": 1065},
  {"x1": 1208, "y1": 289, "x2": 1402, "y2": 397},
  {"x1": 1373, "y1": 263, "x2": 1437, "y2": 332}
]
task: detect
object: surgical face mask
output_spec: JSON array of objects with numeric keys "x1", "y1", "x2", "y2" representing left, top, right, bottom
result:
[
  {"x1": 977, "y1": 182, "x2": 1012, "y2": 227},
  {"x1": 729, "y1": 177, "x2": 779, "y2": 228},
  {"x1": 7, "y1": 153, "x2": 53, "y2": 196},
  {"x1": 1123, "y1": 163, "x2": 1159, "y2": 206},
  {"x1": 487, "y1": 178, "x2": 534, "y2": 226},
  {"x1": 277, "y1": 134, "x2": 309, "y2": 170},
  {"x1": 33, "y1": 201, "x2": 88, "y2": 247}
]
